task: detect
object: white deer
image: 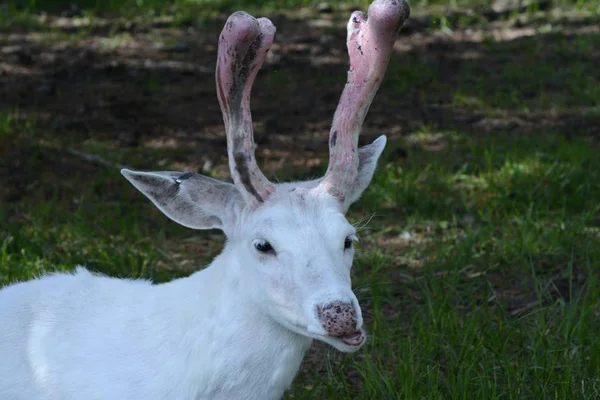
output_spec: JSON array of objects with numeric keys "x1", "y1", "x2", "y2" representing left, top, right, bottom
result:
[{"x1": 0, "y1": 1, "x2": 409, "y2": 399}]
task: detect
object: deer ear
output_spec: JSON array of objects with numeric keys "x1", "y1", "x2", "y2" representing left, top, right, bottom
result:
[
  {"x1": 347, "y1": 135, "x2": 387, "y2": 205},
  {"x1": 121, "y1": 169, "x2": 244, "y2": 231},
  {"x1": 288, "y1": 135, "x2": 387, "y2": 204}
]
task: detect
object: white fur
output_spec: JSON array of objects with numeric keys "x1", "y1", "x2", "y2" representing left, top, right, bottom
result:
[
  {"x1": 0, "y1": 260, "x2": 310, "y2": 400},
  {"x1": 0, "y1": 137, "x2": 386, "y2": 400}
]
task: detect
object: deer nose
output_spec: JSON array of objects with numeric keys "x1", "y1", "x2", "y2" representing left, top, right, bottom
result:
[{"x1": 316, "y1": 301, "x2": 358, "y2": 337}]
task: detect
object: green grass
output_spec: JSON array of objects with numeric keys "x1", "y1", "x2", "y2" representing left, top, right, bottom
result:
[
  {"x1": 3, "y1": 0, "x2": 599, "y2": 20},
  {"x1": 281, "y1": 131, "x2": 600, "y2": 398},
  {"x1": 1, "y1": 0, "x2": 600, "y2": 398},
  {"x1": 2, "y1": 114, "x2": 599, "y2": 398}
]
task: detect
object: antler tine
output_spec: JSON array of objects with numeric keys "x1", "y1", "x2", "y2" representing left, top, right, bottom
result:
[
  {"x1": 318, "y1": 0, "x2": 410, "y2": 202},
  {"x1": 216, "y1": 12, "x2": 276, "y2": 207}
]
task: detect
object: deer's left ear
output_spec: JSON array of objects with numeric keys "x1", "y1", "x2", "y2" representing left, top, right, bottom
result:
[
  {"x1": 121, "y1": 169, "x2": 244, "y2": 233},
  {"x1": 347, "y1": 135, "x2": 387, "y2": 205}
]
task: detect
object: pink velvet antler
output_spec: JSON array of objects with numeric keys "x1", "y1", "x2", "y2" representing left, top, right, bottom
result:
[
  {"x1": 216, "y1": 12, "x2": 276, "y2": 206},
  {"x1": 318, "y1": 0, "x2": 409, "y2": 203}
]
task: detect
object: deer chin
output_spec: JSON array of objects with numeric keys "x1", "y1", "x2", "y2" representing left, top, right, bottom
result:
[
  {"x1": 317, "y1": 327, "x2": 367, "y2": 353},
  {"x1": 273, "y1": 313, "x2": 366, "y2": 353},
  {"x1": 301, "y1": 326, "x2": 367, "y2": 353}
]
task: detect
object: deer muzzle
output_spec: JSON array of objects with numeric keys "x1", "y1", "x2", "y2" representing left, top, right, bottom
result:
[{"x1": 317, "y1": 301, "x2": 364, "y2": 345}]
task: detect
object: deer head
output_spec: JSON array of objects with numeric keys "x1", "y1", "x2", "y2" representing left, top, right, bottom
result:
[{"x1": 121, "y1": 0, "x2": 409, "y2": 353}]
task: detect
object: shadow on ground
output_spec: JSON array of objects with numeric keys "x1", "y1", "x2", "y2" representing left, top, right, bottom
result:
[{"x1": 1, "y1": 4, "x2": 599, "y2": 203}]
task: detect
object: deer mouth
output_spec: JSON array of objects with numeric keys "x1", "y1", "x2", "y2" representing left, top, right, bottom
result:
[{"x1": 336, "y1": 327, "x2": 366, "y2": 347}]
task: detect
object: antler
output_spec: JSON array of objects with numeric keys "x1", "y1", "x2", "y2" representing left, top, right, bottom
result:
[
  {"x1": 216, "y1": 12, "x2": 276, "y2": 207},
  {"x1": 318, "y1": 0, "x2": 410, "y2": 202}
]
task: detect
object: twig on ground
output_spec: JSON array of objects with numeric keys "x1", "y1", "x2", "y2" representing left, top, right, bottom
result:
[{"x1": 66, "y1": 148, "x2": 127, "y2": 170}]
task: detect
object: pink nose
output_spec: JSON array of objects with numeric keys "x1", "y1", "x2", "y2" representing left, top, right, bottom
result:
[{"x1": 316, "y1": 301, "x2": 358, "y2": 337}]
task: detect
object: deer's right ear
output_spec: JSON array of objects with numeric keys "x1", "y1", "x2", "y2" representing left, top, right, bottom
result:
[{"x1": 121, "y1": 169, "x2": 244, "y2": 231}]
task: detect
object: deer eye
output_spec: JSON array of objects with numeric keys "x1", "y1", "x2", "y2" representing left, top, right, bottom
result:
[
  {"x1": 344, "y1": 235, "x2": 358, "y2": 250},
  {"x1": 253, "y1": 239, "x2": 275, "y2": 254}
]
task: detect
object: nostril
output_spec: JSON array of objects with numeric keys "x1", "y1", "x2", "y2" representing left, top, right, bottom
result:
[{"x1": 316, "y1": 301, "x2": 358, "y2": 337}]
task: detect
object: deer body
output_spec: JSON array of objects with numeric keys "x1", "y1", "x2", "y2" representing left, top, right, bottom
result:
[
  {"x1": 0, "y1": 257, "x2": 310, "y2": 400},
  {"x1": 0, "y1": 1, "x2": 409, "y2": 398}
]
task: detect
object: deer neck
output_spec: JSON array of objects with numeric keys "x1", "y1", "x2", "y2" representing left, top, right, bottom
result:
[{"x1": 158, "y1": 245, "x2": 313, "y2": 399}]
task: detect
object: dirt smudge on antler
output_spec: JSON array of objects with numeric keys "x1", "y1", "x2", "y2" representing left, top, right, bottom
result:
[{"x1": 233, "y1": 151, "x2": 264, "y2": 203}]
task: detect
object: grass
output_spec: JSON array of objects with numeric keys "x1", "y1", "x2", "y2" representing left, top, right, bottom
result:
[
  {"x1": 291, "y1": 132, "x2": 600, "y2": 398},
  {"x1": 1, "y1": 0, "x2": 600, "y2": 398},
  {"x1": 284, "y1": 130, "x2": 600, "y2": 398},
  {"x1": 3, "y1": 0, "x2": 599, "y2": 22},
  {"x1": 2, "y1": 121, "x2": 599, "y2": 398}
]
